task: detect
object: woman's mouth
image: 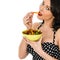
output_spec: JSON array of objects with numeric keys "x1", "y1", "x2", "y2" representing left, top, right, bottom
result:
[{"x1": 38, "y1": 12, "x2": 42, "y2": 16}]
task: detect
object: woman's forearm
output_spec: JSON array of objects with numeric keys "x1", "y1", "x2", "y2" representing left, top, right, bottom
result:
[
  {"x1": 38, "y1": 49, "x2": 57, "y2": 60},
  {"x1": 18, "y1": 38, "x2": 28, "y2": 59}
]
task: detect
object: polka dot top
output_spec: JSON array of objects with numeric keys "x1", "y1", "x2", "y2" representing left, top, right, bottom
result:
[{"x1": 27, "y1": 22, "x2": 60, "y2": 60}]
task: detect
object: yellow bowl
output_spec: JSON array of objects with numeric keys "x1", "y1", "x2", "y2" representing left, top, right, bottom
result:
[{"x1": 22, "y1": 30, "x2": 42, "y2": 41}]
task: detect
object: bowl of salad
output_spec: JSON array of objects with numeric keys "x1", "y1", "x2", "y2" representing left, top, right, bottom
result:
[{"x1": 22, "y1": 29, "x2": 42, "y2": 41}]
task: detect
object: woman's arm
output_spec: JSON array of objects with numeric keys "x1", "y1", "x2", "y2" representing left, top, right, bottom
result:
[
  {"x1": 32, "y1": 22, "x2": 41, "y2": 30},
  {"x1": 18, "y1": 38, "x2": 28, "y2": 59},
  {"x1": 18, "y1": 22, "x2": 41, "y2": 59},
  {"x1": 37, "y1": 48, "x2": 57, "y2": 60}
]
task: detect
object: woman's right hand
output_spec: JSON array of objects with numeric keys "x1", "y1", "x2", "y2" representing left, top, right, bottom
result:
[{"x1": 23, "y1": 12, "x2": 34, "y2": 29}]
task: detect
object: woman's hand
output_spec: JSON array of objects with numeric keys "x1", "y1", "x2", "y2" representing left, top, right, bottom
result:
[
  {"x1": 23, "y1": 12, "x2": 34, "y2": 29},
  {"x1": 23, "y1": 37, "x2": 43, "y2": 52}
]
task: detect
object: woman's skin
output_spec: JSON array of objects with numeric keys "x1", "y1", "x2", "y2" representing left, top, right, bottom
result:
[{"x1": 18, "y1": 0, "x2": 60, "y2": 60}]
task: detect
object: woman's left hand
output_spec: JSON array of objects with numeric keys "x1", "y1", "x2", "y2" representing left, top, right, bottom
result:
[{"x1": 23, "y1": 37, "x2": 43, "y2": 52}]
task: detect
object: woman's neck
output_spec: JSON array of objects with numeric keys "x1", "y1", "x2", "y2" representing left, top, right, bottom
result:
[
  {"x1": 43, "y1": 17, "x2": 54, "y2": 28},
  {"x1": 43, "y1": 21, "x2": 52, "y2": 28}
]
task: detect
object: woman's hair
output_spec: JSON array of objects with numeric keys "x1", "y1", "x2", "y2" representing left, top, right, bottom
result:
[{"x1": 50, "y1": 0, "x2": 60, "y2": 31}]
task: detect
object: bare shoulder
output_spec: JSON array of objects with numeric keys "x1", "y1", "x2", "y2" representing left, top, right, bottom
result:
[
  {"x1": 56, "y1": 28, "x2": 60, "y2": 48},
  {"x1": 32, "y1": 22, "x2": 41, "y2": 30},
  {"x1": 56, "y1": 28, "x2": 60, "y2": 38}
]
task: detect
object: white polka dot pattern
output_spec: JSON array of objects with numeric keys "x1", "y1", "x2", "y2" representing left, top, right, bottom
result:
[{"x1": 27, "y1": 42, "x2": 60, "y2": 60}]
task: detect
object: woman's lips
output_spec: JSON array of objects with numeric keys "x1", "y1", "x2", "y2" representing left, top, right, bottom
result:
[{"x1": 38, "y1": 12, "x2": 42, "y2": 16}]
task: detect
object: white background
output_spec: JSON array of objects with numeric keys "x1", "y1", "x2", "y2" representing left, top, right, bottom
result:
[{"x1": 0, "y1": 0, "x2": 42, "y2": 60}]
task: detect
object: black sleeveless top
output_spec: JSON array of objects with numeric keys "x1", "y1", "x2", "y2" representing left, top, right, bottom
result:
[{"x1": 27, "y1": 22, "x2": 60, "y2": 60}]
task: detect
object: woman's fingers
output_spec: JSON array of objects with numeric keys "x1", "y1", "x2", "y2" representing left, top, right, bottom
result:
[
  {"x1": 23, "y1": 12, "x2": 34, "y2": 29},
  {"x1": 23, "y1": 12, "x2": 33, "y2": 23},
  {"x1": 37, "y1": 37, "x2": 43, "y2": 44},
  {"x1": 24, "y1": 12, "x2": 34, "y2": 18}
]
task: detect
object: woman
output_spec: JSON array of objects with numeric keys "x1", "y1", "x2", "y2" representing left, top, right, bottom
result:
[{"x1": 18, "y1": 0, "x2": 60, "y2": 60}]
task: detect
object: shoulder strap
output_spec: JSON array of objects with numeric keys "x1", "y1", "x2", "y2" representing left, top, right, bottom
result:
[
  {"x1": 37, "y1": 22, "x2": 44, "y2": 29},
  {"x1": 53, "y1": 29, "x2": 56, "y2": 44}
]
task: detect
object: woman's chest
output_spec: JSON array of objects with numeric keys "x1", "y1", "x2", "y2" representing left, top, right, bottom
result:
[
  {"x1": 39, "y1": 27, "x2": 57, "y2": 43},
  {"x1": 40, "y1": 28, "x2": 58, "y2": 45},
  {"x1": 42, "y1": 30, "x2": 54, "y2": 43}
]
